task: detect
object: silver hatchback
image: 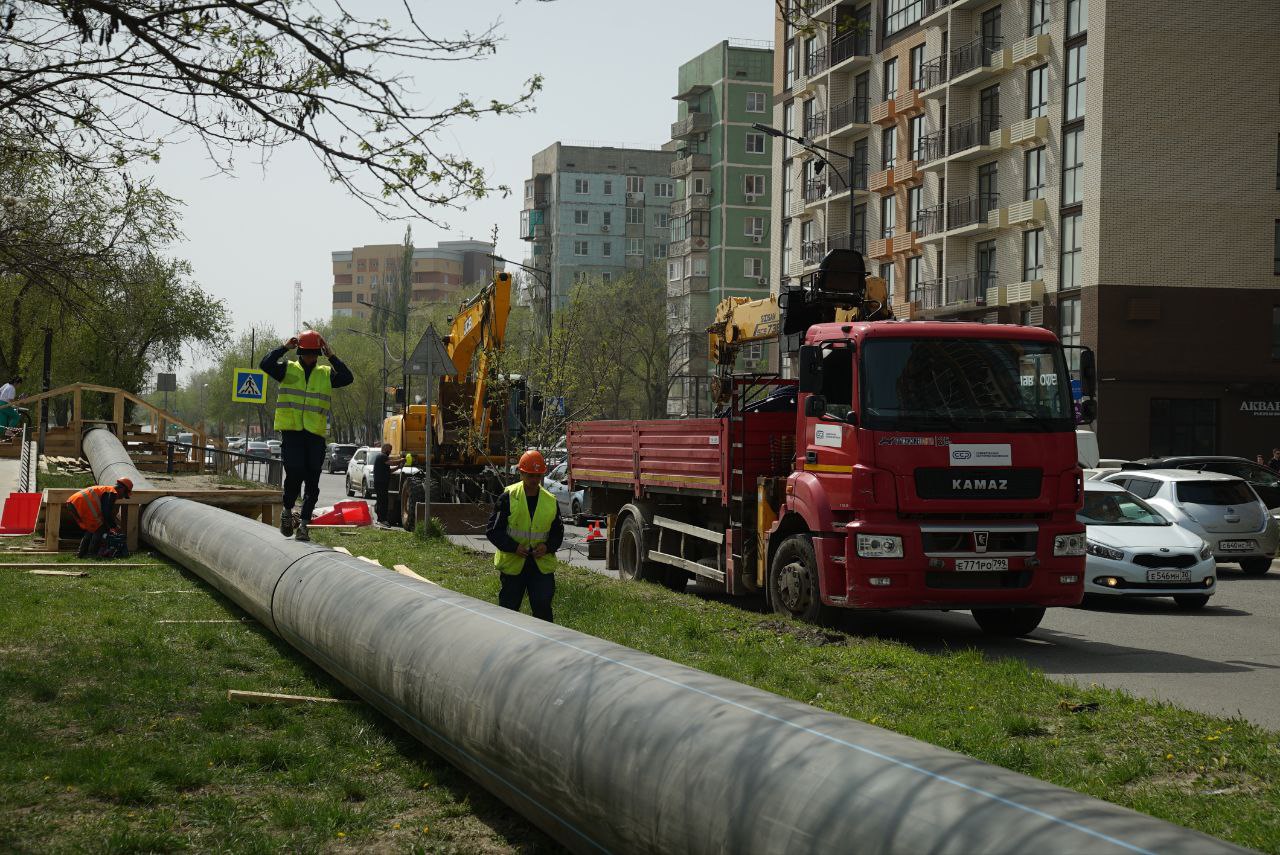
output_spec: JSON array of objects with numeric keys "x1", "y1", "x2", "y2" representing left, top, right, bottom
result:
[{"x1": 1103, "y1": 469, "x2": 1278, "y2": 575}]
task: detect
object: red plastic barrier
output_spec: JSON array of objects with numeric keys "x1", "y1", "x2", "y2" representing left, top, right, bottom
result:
[
  {"x1": 309, "y1": 500, "x2": 372, "y2": 527},
  {"x1": 0, "y1": 492, "x2": 42, "y2": 536}
]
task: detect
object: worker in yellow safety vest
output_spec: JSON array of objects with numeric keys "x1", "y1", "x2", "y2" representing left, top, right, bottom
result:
[
  {"x1": 68, "y1": 478, "x2": 132, "y2": 558},
  {"x1": 260, "y1": 330, "x2": 354, "y2": 542},
  {"x1": 485, "y1": 449, "x2": 564, "y2": 622}
]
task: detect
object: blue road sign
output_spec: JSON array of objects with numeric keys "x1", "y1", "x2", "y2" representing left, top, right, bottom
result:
[{"x1": 232, "y1": 369, "x2": 267, "y2": 404}]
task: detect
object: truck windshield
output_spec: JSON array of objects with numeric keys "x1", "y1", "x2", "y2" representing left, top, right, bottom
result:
[{"x1": 860, "y1": 338, "x2": 1073, "y2": 432}]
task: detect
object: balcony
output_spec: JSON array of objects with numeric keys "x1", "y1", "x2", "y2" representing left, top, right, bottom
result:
[
  {"x1": 827, "y1": 230, "x2": 868, "y2": 255},
  {"x1": 892, "y1": 231, "x2": 917, "y2": 255},
  {"x1": 806, "y1": 46, "x2": 830, "y2": 78},
  {"x1": 868, "y1": 166, "x2": 895, "y2": 194},
  {"x1": 825, "y1": 97, "x2": 871, "y2": 137},
  {"x1": 944, "y1": 272, "x2": 997, "y2": 308},
  {"x1": 988, "y1": 280, "x2": 1046, "y2": 306},
  {"x1": 670, "y1": 112, "x2": 712, "y2": 140},
  {"x1": 918, "y1": 131, "x2": 947, "y2": 170},
  {"x1": 870, "y1": 98, "x2": 896, "y2": 126},
  {"x1": 805, "y1": 111, "x2": 827, "y2": 140},
  {"x1": 948, "y1": 116, "x2": 1005, "y2": 160},
  {"x1": 988, "y1": 197, "x2": 1048, "y2": 228},
  {"x1": 801, "y1": 239, "x2": 826, "y2": 266},
  {"x1": 668, "y1": 235, "x2": 711, "y2": 257},
  {"x1": 894, "y1": 90, "x2": 924, "y2": 117},
  {"x1": 917, "y1": 278, "x2": 946, "y2": 310},
  {"x1": 829, "y1": 32, "x2": 872, "y2": 71},
  {"x1": 916, "y1": 204, "x2": 946, "y2": 240},
  {"x1": 868, "y1": 234, "x2": 895, "y2": 259},
  {"x1": 524, "y1": 193, "x2": 550, "y2": 209},
  {"x1": 922, "y1": 0, "x2": 952, "y2": 21},
  {"x1": 521, "y1": 224, "x2": 547, "y2": 242},
  {"x1": 949, "y1": 37, "x2": 1009, "y2": 85},
  {"x1": 946, "y1": 194, "x2": 1000, "y2": 234},
  {"x1": 670, "y1": 152, "x2": 711, "y2": 177},
  {"x1": 896, "y1": 159, "x2": 921, "y2": 185},
  {"x1": 1007, "y1": 115, "x2": 1049, "y2": 146},
  {"x1": 827, "y1": 161, "x2": 867, "y2": 197},
  {"x1": 669, "y1": 193, "x2": 711, "y2": 218},
  {"x1": 803, "y1": 177, "x2": 828, "y2": 206},
  {"x1": 1012, "y1": 33, "x2": 1050, "y2": 66},
  {"x1": 918, "y1": 57, "x2": 948, "y2": 96}
]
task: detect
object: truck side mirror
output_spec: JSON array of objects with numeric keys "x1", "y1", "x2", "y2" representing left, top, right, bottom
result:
[
  {"x1": 1080, "y1": 348, "x2": 1097, "y2": 399},
  {"x1": 798, "y1": 345, "x2": 823, "y2": 394},
  {"x1": 804, "y1": 395, "x2": 827, "y2": 417}
]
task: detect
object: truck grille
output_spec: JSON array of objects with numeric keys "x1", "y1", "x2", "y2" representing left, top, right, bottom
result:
[
  {"x1": 914, "y1": 468, "x2": 1042, "y2": 500},
  {"x1": 922, "y1": 530, "x2": 1037, "y2": 555},
  {"x1": 925, "y1": 571, "x2": 1032, "y2": 590},
  {"x1": 1132, "y1": 553, "x2": 1197, "y2": 569}
]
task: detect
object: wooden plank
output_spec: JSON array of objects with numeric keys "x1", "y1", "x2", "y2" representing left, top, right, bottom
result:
[
  {"x1": 123, "y1": 505, "x2": 140, "y2": 554},
  {"x1": 43, "y1": 500, "x2": 61, "y2": 554},
  {"x1": 113, "y1": 392, "x2": 125, "y2": 439},
  {"x1": 356, "y1": 555, "x2": 383, "y2": 566},
  {"x1": 393, "y1": 563, "x2": 435, "y2": 585},
  {"x1": 28, "y1": 569, "x2": 88, "y2": 577},
  {"x1": 227, "y1": 690, "x2": 358, "y2": 706},
  {"x1": 332, "y1": 546, "x2": 352, "y2": 555}
]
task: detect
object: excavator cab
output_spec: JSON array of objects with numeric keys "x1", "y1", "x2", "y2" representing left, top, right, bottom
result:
[{"x1": 780, "y1": 248, "x2": 890, "y2": 337}]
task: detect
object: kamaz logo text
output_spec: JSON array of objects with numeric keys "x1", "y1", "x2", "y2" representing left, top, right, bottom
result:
[{"x1": 952, "y1": 478, "x2": 1009, "y2": 490}]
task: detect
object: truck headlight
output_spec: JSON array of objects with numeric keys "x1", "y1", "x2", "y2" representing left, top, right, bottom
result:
[
  {"x1": 1200, "y1": 541, "x2": 1214, "y2": 560},
  {"x1": 856, "y1": 534, "x2": 903, "y2": 559},
  {"x1": 1085, "y1": 539, "x2": 1123, "y2": 561},
  {"x1": 1055, "y1": 533, "x2": 1086, "y2": 557}
]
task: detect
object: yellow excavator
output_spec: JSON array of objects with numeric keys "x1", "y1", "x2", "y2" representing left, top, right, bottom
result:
[
  {"x1": 380, "y1": 271, "x2": 516, "y2": 528},
  {"x1": 706, "y1": 249, "x2": 892, "y2": 404}
]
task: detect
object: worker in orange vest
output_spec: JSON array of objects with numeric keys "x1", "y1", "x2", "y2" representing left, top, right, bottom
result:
[{"x1": 67, "y1": 478, "x2": 133, "y2": 558}]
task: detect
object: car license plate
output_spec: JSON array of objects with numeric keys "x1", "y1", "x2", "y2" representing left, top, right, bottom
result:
[
  {"x1": 955, "y1": 558, "x2": 1009, "y2": 572},
  {"x1": 1218, "y1": 540, "x2": 1256, "y2": 552},
  {"x1": 1146, "y1": 569, "x2": 1191, "y2": 583}
]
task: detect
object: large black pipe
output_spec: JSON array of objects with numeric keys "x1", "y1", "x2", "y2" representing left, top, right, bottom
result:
[{"x1": 85, "y1": 429, "x2": 1251, "y2": 855}]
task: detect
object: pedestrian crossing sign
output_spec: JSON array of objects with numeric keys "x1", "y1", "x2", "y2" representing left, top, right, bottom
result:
[{"x1": 232, "y1": 369, "x2": 267, "y2": 404}]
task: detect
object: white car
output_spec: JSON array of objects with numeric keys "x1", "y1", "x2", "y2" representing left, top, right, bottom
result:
[
  {"x1": 1102, "y1": 469, "x2": 1279, "y2": 575},
  {"x1": 345, "y1": 447, "x2": 379, "y2": 499},
  {"x1": 544, "y1": 461, "x2": 585, "y2": 524},
  {"x1": 1079, "y1": 481, "x2": 1216, "y2": 609}
]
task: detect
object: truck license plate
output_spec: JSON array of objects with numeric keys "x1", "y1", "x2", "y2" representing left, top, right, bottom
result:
[
  {"x1": 955, "y1": 558, "x2": 1009, "y2": 572},
  {"x1": 1146, "y1": 569, "x2": 1191, "y2": 583},
  {"x1": 1218, "y1": 540, "x2": 1256, "y2": 552}
]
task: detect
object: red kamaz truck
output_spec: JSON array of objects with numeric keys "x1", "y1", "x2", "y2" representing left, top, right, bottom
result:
[{"x1": 569, "y1": 250, "x2": 1095, "y2": 636}]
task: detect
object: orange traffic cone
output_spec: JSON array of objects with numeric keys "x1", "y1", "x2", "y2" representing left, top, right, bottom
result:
[{"x1": 585, "y1": 520, "x2": 601, "y2": 541}]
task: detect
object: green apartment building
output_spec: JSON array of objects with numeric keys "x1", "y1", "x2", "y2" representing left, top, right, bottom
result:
[{"x1": 668, "y1": 39, "x2": 775, "y2": 416}]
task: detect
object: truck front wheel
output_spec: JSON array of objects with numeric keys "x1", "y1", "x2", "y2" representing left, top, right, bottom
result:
[
  {"x1": 971, "y1": 607, "x2": 1046, "y2": 637},
  {"x1": 768, "y1": 535, "x2": 827, "y2": 624},
  {"x1": 617, "y1": 513, "x2": 659, "y2": 584}
]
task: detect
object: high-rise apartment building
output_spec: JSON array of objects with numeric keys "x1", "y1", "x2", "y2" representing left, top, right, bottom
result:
[
  {"x1": 667, "y1": 40, "x2": 776, "y2": 417},
  {"x1": 774, "y1": 0, "x2": 1280, "y2": 458},
  {"x1": 520, "y1": 143, "x2": 676, "y2": 314},
  {"x1": 331, "y1": 240, "x2": 498, "y2": 320}
]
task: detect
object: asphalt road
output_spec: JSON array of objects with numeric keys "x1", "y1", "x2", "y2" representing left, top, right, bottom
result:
[{"x1": 310, "y1": 471, "x2": 1280, "y2": 730}]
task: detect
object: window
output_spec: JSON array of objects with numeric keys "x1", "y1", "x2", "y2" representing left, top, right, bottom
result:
[
  {"x1": 885, "y1": 0, "x2": 923, "y2": 36},
  {"x1": 804, "y1": 36, "x2": 816, "y2": 76},
  {"x1": 1273, "y1": 307, "x2": 1280, "y2": 358},
  {"x1": 1067, "y1": 0, "x2": 1087, "y2": 37},
  {"x1": 601, "y1": 241, "x2": 612, "y2": 257},
  {"x1": 333, "y1": 291, "x2": 352, "y2": 303},
  {"x1": 1029, "y1": 0, "x2": 1049, "y2": 35},
  {"x1": 854, "y1": 71, "x2": 871, "y2": 122},
  {"x1": 882, "y1": 57, "x2": 898, "y2": 101},
  {"x1": 1276, "y1": 134, "x2": 1280, "y2": 188},
  {"x1": 1060, "y1": 296, "x2": 1081, "y2": 369},
  {"x1": 881, "y1": 125, "x2": 896, "y2": 169},
  {"x1": 745, "y1": 174, "x2": 765, "y2": 196},
  {"x1": 573, "y1": 241, "x2": 589, "y2": 256},
  {"x1": 626, "y1": 207, "x2": 644, "y2": 224},
  {"x1": 626, "y1": 175, "x2": 643, "y2": 193},
  {"x1": 880, "y1": 262, "x2": 896, "y2": 302},
  {"x1": 574, "y1": 179, "x2": 589, "y2": 194},
  {"x1": 1061, "y1": 213, "x2": 1082, "y2": 289},
  {"x1": 1150, "y1": 398, "x2": 1217, "y2": 457},
  {"x1": 785, "y1": 40, "x2": 797, "y2": 89},
  {"x1": 880, "y1": 194, "x2": 895, "y2": 238},
  {"x1": 908, "y1": 186, "x2": 923, "y2": 232},
  {"x1": 356, "y1": 275, "x2": 364, "y2": 285},
  {"x1": 1024, "y1": 146, "x2": 1045, "y2": 200},
  {"x1": 1022, "y1": 228, "x2": 1044, "y2": 281},
  {"x1": 745, "y1": 216, "x2": 764, "y2": 238},
  {"x1": 909, "y1": 45, "x2": 925, "y2": 91},
  {"x1": 907, "y1": 256, "x2": 921, "y2": 303},
  {"x1": 692, "y1": 256, "x2": 708, "y2": 276},
  {"x1": 800, "y1": 218, "x2": 814, "y2": 250},
  {"x1": 744, "y1": 257, "x2": 764, "y2": 278},
  {"x1": 1062, "y1": 129, "x2": 1083, "y2": 205},
  {"x1": 783, "y1": 160, "x2": 794, "y2": 203},
  {"x1": 1275, "y1": 220, "x2": 1280, "y2": 274},
  {"x1": 1066, "y1": 45, "x2": 1087, "y2": 121},
  {"x1": 783, "y1": 100, "x2": 795, "y2": 139},
  {"x1": 371, "y1": 274, "x2": 378, "y2": 286},
  {"x1": 574, "y1": 209, "x2": 589, "y2": 225},
  {"x1": 603, "y1": 211, "x2": 612, "y2": 226},
  {"x1": 603, "y1": 179, "x2": 613, "y2": 195},
  {"x1": 627, "y1": 238, "x2": 644, "y2": 256},
  {"x1": 1027, "y1": 65, "x2": 1048, "y2": 118},
  {"x1": 524, "y1": 180, "x2": 534, "y2": 199},
  {"x1": 601, "y1": 272, "x2": 611, "y2": 283},
  {"x1": 747, "y1": 91, "x2": 766, "y2": 113},
  {"x1": 654, "y1": 212, "x2": 669, "y2": 228},
  {"x1": 909, "y1": 115, "x2": 925, "y2": 161},
  {"x1": 668, "y1": 259, "x2": 683, "y2": 281},
  {"x1": 693, "y1": 177, "x2": 707, "y2": 195},
  {"x1": 746, "y1": 132, "x2": 767, "y2": 154},
  {"x1": 654, "y1": 182, "x2": 674, "y2": 198},
  {"x1": 653, "y1": 243, "x2": 668, "y2": 259}
]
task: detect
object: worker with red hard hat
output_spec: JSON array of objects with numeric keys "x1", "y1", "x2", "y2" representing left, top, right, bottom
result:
[
  {"x1": 485, "y1": 449, "x2": 564, "y2": 622},
  {"x1": 67, "y1": 478, "x2": 132, "y2": 558},
  {"x1": 260, "y1": 330, "x2": 354, "y2": 542}
]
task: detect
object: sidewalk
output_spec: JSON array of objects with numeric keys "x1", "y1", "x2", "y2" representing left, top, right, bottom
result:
[{"x1": 0, "y1": 457, "x2": 21, "y2": 502}]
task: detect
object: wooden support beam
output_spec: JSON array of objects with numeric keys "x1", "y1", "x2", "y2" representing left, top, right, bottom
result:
[
  {"x1": 227, "y1": 690, "x2": 358, "y2": 706},
  {"x1": 28, "y1": 569, "x2": 88, "y2": 577},
  {"x1": 113, "y1": 392, "x2": 125, "y2": 439},
  {"x1": 43, "y1": 501, "x2": 62, "y2": 554}
]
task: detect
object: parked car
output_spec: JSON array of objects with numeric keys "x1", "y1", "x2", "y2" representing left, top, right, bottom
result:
[
  {"x1": 1078, "y1": 481, "x2": 1216, "y2": 609},
  {"x1": 267, "y1": 439, "x2": 282, "y2": 458},
  {"x1": 1102, "y1": 469, "x2": 1279, "y2": 575},
  {"x1": 225, "y1": 436, "x2": 246, "y2": 452},
  {"x1": 544, "y1": 461, "x2": 585, "y2": 524},
  {"x1": 246, "y1": 440, "x2": 272, "y2": 459},
  {"x1": 324, "y1": 443, "x2": 359, "y2": 474},
  {"x1": 345, "y1": 447, "x2": 378, "y2": 499},
  {"x1": 175, "y1": 432, "x2": 193, "y2": 447},
  {"x1": 1123, "y1": 456, "x2": 1280, "y2": 510}
]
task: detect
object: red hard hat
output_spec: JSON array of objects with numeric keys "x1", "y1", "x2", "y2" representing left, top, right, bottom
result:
[
  {"x1": 298, "y1": 330, "x2": 323, "y2": 351},
  {"x1": 517, "y1": 449, "x2": 547, "y2": 475},
  {"x1": 115, "y1": 478, "x2": 133, "y2": 496}
]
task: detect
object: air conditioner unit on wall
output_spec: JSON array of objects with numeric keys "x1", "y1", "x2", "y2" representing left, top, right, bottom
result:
[
  {"x1": 751, "y1": 235, "x2": 763, "y2": 244},
  {"x1": 757, "y1": 277, "x2": 769, "y2": 285},
  {"x1": 601, "y1": 225, "x2": 610, "y2": 232}
]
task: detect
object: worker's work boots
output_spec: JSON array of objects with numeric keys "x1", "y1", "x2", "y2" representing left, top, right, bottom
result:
[
  {"x1": 280, "y1": 509, "x2": 294, "y2": 538},
  {"x1": 294, "y1": 520, "x2": 310, "y2": 542}
]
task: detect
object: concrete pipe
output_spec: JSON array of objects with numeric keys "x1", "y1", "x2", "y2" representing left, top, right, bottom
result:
[{"x1": 84, "y1": 429, "x2": 1250, "y2": 855}]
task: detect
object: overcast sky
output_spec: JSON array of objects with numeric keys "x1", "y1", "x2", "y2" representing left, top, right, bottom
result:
[{"x1": 144, "y1": 0, "x2": 773, "y2": 377}]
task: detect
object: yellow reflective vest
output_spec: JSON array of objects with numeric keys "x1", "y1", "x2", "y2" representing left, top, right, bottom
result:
[
  {"x1": 494, "y1": 481, "x2": 558, "y2": 575},
  {"x1": 273, "y1": 361, "x2": 332, "y2": 436}
]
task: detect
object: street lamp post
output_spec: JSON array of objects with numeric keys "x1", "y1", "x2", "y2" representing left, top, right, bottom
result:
[
  {"x1": 751, "y1": 122, "x2": 857, "y2": 191},
  {"x1": 357, "y1": 298, "x2": 409, "y2": 408},
  {"x1": 346, "y1": 327, "x2": 393, "y2": 422}
]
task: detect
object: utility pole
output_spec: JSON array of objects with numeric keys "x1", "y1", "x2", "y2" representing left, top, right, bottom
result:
[
  {"x1": 38, "y1": 328, "x2": 51, "y2": 454},
  {"x1": 246, "y1": 329, "x2": 255, "y2": 441},
  {"x1": 293, "y1": 281, "x2": 303, "y2": 334}
]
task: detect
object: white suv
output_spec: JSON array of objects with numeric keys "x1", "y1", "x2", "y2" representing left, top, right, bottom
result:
[{"x1": 1103, "y1": 469, "x2": 1278, "y2": 575}]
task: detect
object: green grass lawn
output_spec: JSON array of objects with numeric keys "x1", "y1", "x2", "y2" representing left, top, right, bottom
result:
[{"x1": 2, "y1": 518, "x2": 1278, "y2": 853}]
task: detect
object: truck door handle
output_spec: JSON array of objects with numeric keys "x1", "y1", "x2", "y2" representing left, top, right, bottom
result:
[{"x1": 806, "y1": 451, "x2": 817, "y2": 464}]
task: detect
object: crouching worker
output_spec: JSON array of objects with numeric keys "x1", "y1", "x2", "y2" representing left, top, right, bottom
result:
[
  {"x1": 486, "y1": 450, "x2": 563, "y2": 622},
  {"x1": 67, "y1": 478, "x2": 132, "y2": 558}
]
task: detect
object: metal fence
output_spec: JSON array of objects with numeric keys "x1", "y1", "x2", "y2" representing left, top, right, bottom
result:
[
  {"x1": 18, "y1": 423, "x2": 36, "y2": 492},
  {"x1": 166, "y1": 441, "x2": 283, "y2": 487}
]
